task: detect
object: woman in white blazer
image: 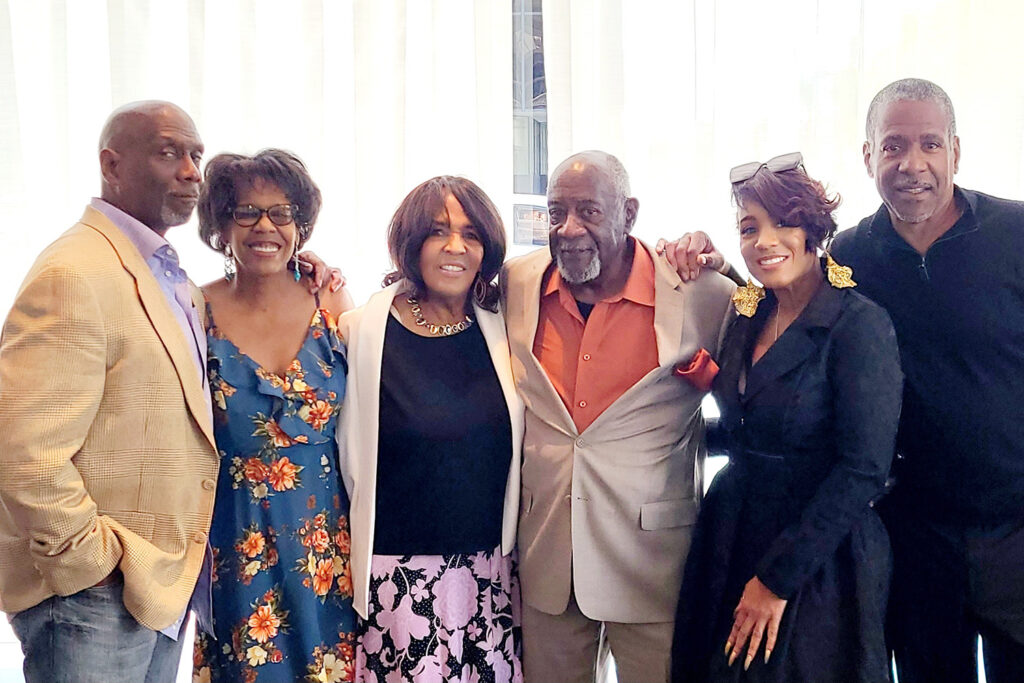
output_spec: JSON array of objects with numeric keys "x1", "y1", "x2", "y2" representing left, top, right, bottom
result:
[{"x1": 337, "y1": 176, "x2": 524, "y2": 682}]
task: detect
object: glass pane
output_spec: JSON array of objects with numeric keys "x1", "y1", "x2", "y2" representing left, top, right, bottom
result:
[{"x1": 512, "y1": 0, "x2": 547, "y2": 196}]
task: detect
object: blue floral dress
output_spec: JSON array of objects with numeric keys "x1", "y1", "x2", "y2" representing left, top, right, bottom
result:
[{"x1": 194, "y1": 303, "x2": 356, "y2": 683}]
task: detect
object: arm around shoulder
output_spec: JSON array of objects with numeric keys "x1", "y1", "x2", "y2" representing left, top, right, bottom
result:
[{"x1": 323, "y1": 285, "x2": 356, "y2": 319}]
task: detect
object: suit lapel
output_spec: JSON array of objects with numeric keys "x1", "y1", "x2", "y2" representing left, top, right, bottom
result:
[
  {"x1": 513, "y1": 250, "x2": 550, "y2": 354},
  {"x1": 649, "y1": 242, "x2": 688, "y2": 367},
  {"x1": 743, "y1": 330, "x2": 817, "y2": 401},
  {"x1": 355, "y1": 282, "x2": 399, "y2": 410},
  {"x1": 474, "y1": 302, "x2": 519, "y2": 420},
  {"x1": 715, "y1": 314, "x2": 752, "y2": 411},
  {"x1": 507, "y1": 250, "x2": 578, "y2": 435},
  {"x1": 80, "y1": 208, "x2": 215, "y2": 451},
  {"x1": 742, "y1": 280, "x2": 844, "y2": 402}
]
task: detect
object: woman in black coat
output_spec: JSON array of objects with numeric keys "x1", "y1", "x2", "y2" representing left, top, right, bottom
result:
[{"x1": 672, "y1": 154, "x2": 903, "y2": 683}]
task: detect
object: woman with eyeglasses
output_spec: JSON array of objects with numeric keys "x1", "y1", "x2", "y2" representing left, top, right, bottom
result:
[
  {"x1": 337, "y1": 176, "x2": 523, "y2": 682},
  {"x1": 671, "y1": 154, "x2": 903, "y2": 683},
  {"x1": 191, "y1": 149, "x2": 357, "y2": 683}
]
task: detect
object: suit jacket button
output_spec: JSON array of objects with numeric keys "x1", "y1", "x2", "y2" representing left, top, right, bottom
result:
[
  {"x1": 575, "y1": 438, "x2": 586, "y2": 448},
  {"x1": 193, "y1": 532, "x2": 207, "y2": 544},
  {"x1": 202, "y1": 479, "x2": 215, "y2": 491}
]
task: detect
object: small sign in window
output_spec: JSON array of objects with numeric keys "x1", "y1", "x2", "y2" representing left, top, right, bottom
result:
[{"x1": 513, "y1": 204, "x2": 549, "y2": 246}]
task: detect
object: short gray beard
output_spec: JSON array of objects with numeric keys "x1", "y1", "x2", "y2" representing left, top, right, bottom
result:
[
  {"x1": 556, "y1": 251, "x2": 601, "y2": 284},
  {"x1": 886, "y1": 201, "x2": 934, "y2": 225},
  {"x1": 160, "y1": 202, "x2": 194, "y2": 229}
]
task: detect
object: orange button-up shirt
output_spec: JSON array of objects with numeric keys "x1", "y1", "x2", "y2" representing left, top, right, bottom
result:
[{"x1": 533, "y1": 238, "x2": 659, "y2": 432}]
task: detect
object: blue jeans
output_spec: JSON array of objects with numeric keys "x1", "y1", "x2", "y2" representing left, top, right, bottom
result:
[{"x1": 10, "y1": 577, "x2": 185, "y2": 683}]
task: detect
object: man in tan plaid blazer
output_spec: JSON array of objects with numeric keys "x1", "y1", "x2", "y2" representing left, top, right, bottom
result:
[{"x1": 0, "y1": 101, "x2": 219, "y2": 683}]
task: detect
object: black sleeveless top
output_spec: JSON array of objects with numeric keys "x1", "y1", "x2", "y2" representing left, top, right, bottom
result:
[{"x1": 373, "y1": 314, "x2": 512, "y2": 555}]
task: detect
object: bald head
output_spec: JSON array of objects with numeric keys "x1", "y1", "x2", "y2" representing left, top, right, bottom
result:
[
  {"x1": 550, "y1": 150, "x2": 631, "y2": 202},
  {"x1": 99, "y1": 101, "x2": 191, "y2": 152},
  {"x1": 98, "y1": 101, "x2": 203, "y2": 234}
]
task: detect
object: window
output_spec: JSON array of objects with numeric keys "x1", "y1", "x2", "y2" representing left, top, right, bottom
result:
[{"x1": 512, "y1": 0, "x2": 547, "y2": 197}]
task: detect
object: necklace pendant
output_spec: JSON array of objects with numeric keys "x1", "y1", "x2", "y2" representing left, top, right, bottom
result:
[{"x1": 407, "y1": 296, "x2": 474, "y2": 336}]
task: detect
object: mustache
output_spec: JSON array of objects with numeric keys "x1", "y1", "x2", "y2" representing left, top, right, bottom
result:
[{"x1": 892, "y1": 179, "x2": 933, "y2": 191}]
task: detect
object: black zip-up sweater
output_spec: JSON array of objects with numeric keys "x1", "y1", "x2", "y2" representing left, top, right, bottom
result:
[{"x1": 831, "y1": 187, "x2": 1024, "y2": 525}]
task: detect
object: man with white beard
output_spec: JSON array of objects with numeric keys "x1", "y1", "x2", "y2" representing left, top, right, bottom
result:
[{"x1": 502, "y1": 150, "x2": 736, "y2": 683}]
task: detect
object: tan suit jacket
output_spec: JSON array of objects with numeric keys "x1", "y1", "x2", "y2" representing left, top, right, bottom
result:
[
  {"x1": 0, "y1": 207, "x2": 219, "y2": 631},
  {"x1": 503, "y1": 240, "x2": 735, "y2": 623},
  {"x1": 336, "y1": 281, "x2": 525, "y2": 618}
]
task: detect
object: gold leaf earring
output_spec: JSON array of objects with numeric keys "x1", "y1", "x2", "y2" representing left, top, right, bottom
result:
[
  {"x1": 731, "y1": 280, "x2": 766, "y2": 317},
  {"x1": 825, "y1": 253, "x2": 856, "y2": 289}
]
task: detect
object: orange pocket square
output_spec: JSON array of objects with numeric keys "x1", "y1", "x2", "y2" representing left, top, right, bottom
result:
[{"x1": 673, "y1": 348, "x2": 719, "y2": 392}]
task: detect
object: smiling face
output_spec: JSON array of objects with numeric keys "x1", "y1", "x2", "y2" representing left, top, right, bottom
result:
[
  {"x1": 417, "y1": 193, "x2": 485, "y2": 305},
  {"x1": 864, "y1": 98, "x2": 960, "y2": 228},
  {"x1": 226, "y1": 179, "x2": 298, "y2": 278},
  {"x1": 738, "y1": 200, "x2": 819, "y2": 291}
]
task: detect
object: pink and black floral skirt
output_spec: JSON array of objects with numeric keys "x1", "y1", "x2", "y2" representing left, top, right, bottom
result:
[{"x1": 355, "y1": 548, "x2": 522, "y2": 683}]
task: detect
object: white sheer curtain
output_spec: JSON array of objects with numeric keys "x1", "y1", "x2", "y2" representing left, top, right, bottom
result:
[
  {"x1": 3, "y1": 1, "x2": 1023, "y2": 307},
  {"x1": 0, "y1": 0, "x2": 511, "y2": 305},
  {"x1": 543, "y1": 0, "x2": 1024, "y2": 270}
]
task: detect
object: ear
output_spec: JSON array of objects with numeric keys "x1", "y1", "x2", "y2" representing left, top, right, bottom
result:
[
  {"x1": 952, "y1": 135, "x2": 961, "y2": 174},
  {"x1": 100, "y1": 148, "x2": 120, "y2": 188},
  {"x1": 862, "y1": 141, "x2": 874, "y2": 178},
  {"x1": 623, "y1": 197, "x2": 640, "y2": 234}
]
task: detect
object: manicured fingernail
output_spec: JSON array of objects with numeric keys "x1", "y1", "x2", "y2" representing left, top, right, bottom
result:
[
  {"x1": 765, "y1": 648, "x2": 772, "y2": 664},
  {"x1": 744, "y1": 654, "x2": 753, "y2": 671},
  {"x1": 698, "y1": 255, "x2": 708, "y2": 265},
  {"x1": 728, "y1": 651, "x2": 738, "y2": 667},
  {"x1": 724, "y1": 641, "x2": 732, "y2": 656}
]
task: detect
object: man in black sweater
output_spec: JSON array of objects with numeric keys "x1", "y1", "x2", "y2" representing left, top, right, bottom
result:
[
  {"x1": 831, "y1": 77, "x2": 1024, "y2": 683},
  {"x1": 668, "y1": 78, "x2": 1024, "y2": 683}
]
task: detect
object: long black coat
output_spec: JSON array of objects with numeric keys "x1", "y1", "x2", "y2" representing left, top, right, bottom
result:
[{"x1": 672, "y1": 280, "x2": 903, "y2": 683}]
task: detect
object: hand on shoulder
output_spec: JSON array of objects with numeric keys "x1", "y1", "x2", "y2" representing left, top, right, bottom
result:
[{"x1": 322, "y1": 285, "x2": 355, "y2": 318}]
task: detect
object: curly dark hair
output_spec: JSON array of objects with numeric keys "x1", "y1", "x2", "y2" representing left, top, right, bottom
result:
[
  {"x1": 197, "y1": 149, "x2": 322, "y2": 253},
  {"x1": 731, "y1": 165, "x2": 840, "y2": 251},
  {"x1": 382, "y1": 176, "x2": 506, "y2": 312}
]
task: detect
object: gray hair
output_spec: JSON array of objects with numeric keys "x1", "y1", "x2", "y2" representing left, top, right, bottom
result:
[
  {"x1": 865, "y1": 78, "x2": 956, "y2": 142},
  {"x1": 550, "y1": 150, "x2": 632, "y2": 200}
]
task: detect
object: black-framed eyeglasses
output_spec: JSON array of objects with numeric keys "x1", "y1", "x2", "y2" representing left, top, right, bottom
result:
[
  {"x1": 729, "y1": 152, "x2": 804, "y2": 185},
  {"x1": 230, "y1": 204, "x2": 297, "y2": 227}
]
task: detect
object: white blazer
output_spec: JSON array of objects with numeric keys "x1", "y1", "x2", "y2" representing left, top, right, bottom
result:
[{"x1": 336, "y1": 280, "x2": 524, "y2": 618}]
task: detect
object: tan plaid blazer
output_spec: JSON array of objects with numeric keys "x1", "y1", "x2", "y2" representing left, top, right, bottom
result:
[{"x1": 0, "y1": 207, "x2": 219, "y2": 631}]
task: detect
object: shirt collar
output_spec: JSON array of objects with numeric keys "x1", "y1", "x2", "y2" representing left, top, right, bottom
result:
[
  {"x1": 867, "y1": 185, "x2": 980, "y2": 248},
  {"x1": 90, "y1": 197, "x2": 171, "y2": 262},
  {"x1": 542, "y1": 236, "x2": 656, "y2": 307}
]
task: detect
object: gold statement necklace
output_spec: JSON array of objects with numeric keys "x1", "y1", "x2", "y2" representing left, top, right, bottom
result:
[{"x1": 407, "y1": 296, "x2": 474, "y2": 336}]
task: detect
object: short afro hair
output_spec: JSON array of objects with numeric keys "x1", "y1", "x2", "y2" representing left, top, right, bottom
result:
[{"x1": 198, "y1": 148, "x2": 322, "y2": 253}]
